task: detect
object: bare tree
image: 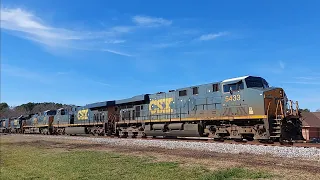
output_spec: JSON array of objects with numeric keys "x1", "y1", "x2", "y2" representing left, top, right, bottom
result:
[
  {"x1": 1, "y1": 102, "x2": 75, "y2": 118},
  {"x1": 316, "y1": 109, "x2": 320, "y2": 112}
]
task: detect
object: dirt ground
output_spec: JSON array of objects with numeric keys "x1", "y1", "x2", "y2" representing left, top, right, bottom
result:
[{"x1": 1, "y1": 134, "x2": 320, "y2": 180}]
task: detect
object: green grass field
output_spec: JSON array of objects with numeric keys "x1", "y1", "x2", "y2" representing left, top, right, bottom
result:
[{"x1": 0, "y1": 140, "x2": 272, "y2": 180}]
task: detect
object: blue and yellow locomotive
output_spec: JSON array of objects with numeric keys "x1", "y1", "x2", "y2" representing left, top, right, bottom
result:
[
  {"x1": 115, "y1": 75, "x2": 303, "y2": 142},
  {"x1": 14, "y1": 75, "x2": 303, "y2": 142}
]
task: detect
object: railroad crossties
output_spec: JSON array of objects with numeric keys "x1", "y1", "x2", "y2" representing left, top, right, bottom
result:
[{"x1": 1, "y1": 134, "x2": 319, "y2": 180}]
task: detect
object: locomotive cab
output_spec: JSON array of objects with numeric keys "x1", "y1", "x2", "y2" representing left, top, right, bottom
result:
[
  {"x1": 221, "y1": 76, "x2": 270, "y2": 117},
  {"x1": 221, "y1": 76, "x2": 303, "y2": 141}
]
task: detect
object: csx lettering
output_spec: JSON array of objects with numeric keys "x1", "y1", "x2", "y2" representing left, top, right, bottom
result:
[
  {"x1": 149, "y1": 98, "x2": 173, "y2": 114},
  {"x1": 78, "y1": 109, "x2": 89, "y2": 120},
  {"x1": 225, "y1": 94, "x2": 241, "y2": 102}
]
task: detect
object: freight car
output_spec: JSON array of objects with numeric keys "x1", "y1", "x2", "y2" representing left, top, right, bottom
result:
[{"x1": 6, "y1": 75, "x2": 304, "y2": 143}]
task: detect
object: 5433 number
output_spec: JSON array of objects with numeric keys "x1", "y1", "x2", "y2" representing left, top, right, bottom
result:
[{"x1": 225, "y1": 94, "x2": 241, "y2": 102}]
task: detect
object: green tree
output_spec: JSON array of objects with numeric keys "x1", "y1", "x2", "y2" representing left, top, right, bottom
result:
[
  {"x1": 299, "y1": 108, "x2": 310, "y2": 112},
  {"x1": 0, "y1": 102, "x2": 9, "y2": 111}
]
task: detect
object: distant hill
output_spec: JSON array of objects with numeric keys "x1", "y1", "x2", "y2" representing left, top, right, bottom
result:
[{"x1": 0, "y1": 102, "x2": 75, "y2": 119}]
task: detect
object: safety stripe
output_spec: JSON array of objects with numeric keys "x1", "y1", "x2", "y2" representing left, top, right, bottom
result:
[{"x1": 23, "y1": 123, "x2": 104, "y2": 128}]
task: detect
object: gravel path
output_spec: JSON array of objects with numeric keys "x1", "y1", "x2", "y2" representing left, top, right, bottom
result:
[{"x1": 20, "y1": 134, "x2": 320, "y2": 161}]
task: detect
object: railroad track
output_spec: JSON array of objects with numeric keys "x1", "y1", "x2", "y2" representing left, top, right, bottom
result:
[
  {"x1": 70, "y1": 134, "x2": 320, "y2": 149},
  {"x1": 1, "y1": 133, "x2": 319, "y2": 148}
]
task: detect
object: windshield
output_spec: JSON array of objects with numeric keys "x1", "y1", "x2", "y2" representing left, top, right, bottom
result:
[
  {"x1": 46, "y1": 110, "x2": 57, "y2": 116},
  {"x1": 245, "y1": 77, "x2": 269, "y2": 88}
]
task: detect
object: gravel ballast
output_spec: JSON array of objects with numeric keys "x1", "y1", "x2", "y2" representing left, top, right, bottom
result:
[{"x1": 20, "y1": 135, "x2": 320, "y2": 161}]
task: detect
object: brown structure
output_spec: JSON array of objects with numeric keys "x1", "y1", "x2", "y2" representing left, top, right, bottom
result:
[{"x1": 301, "y1": 112, "x2": 320, "y2": 141}]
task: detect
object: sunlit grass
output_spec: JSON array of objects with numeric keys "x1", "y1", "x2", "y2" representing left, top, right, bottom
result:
[{"x1": 0, "y1": 140, "x2": 272, "y2": 180}]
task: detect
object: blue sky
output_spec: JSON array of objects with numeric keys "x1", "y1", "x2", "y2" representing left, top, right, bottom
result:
[{"x1": 1, "y1": 0, "x2": 320, "y2": 111}]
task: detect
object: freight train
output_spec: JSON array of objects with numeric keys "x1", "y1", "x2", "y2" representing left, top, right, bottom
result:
[{"x1": 0, "y1": 76, "x2": 304, "y2": 143}]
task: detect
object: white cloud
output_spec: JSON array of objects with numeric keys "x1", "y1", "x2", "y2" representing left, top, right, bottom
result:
[
  {"x1": 111, "y1": 26, "x2": 132, "y2": 33},
  {"x1": 198, "y1": 32, "x2": 228, "y2": 41},
  {"x1": 105, "y1": 40, "x2": 126, "y2": 44},
  {"x1": 152, "y1": 41, "x2": 182, "y2": 48},
  {"x1": 282, "y1": 81, "x2": 320, "y2": 85},
  {"x1": 0, "y1": 8, "x2": 87, "y2": 47},
  {"x1": 101, "y1": 49, "x2": 132, "y2": 57},
  {"x1": 295, "y1": 76, "x2": 320, "y2": 80},
  {"x1": 132, "y1": 15, "x2": 172, "y2": 27},
  {"x1": 0, "y1": 7, "x2": 133, "y2": 56},
  {"x1": 279, "y1": 60, "x2": 285, "y2": 69},
  {"x1": 1, "y1": 64, "x2": 49, "y2": 84}
]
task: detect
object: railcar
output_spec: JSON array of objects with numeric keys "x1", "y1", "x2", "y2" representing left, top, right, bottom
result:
[
  {"x1": 64, "y1": 105, "x2": 109, "y2": 135},
  {"x1": 0, "y1": 118, "x2": 9, "y2": 133},
  {"x1": 23, "y1": 110, "x2": 57, "y2": 134}
]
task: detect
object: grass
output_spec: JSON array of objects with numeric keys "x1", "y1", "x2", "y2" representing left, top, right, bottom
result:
[{"x1": 0, "y1": 140, "x2": 272, "y2": 180}]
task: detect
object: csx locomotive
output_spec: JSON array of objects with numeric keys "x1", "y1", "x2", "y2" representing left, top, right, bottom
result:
[{"x1": 0, "y1": 76, "x2": 304, "y2": 142}]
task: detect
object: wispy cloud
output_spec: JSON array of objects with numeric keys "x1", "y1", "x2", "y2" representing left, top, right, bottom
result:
[
  {"x1": 0, "y1": 7, "x2": 133, "y2": 56},
  {"x1": 105, "y1": 40, "x2": 126, "y2": 44},
  {"x1": 110, "y1": 26, "x2": 132, "y2": 33},
  {"x1": 198, "y1": 32, "x2": 228, "y2": 41},
  {"x1": 282, "y1": 81, "x2": 320, "y2": 85},
  {"x1": 152, "y1": 41, "x2": 183, "y2": 48},
  {"x1": 91, "y1": 81, "x2": 113, "y2": 87},
  {"x1": 101, "y1": 49, "x2": 132, "y2": 57},
  {"x1": 0, "y1": 8, "x2": 89, "y2": 47},
  {"x1": 279, "y1": 60, "x2": 285, "y2": 69},
  {"x1": 132, "y1": 15, "x2": 172, "y2": 27},
  {"x1": 295, "y1": 76, "x2": 320, "y2": 80},
  {"x1": 282, "y1": 76, "x2": 320, "y2": 85},
  {"x1": 1, "y1": 64, "x2": 49, "y2": 84}
]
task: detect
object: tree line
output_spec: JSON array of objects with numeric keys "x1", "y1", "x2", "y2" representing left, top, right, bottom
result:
[{"x1": 0, "y1": 102, "x2": 75, "y2": 119}]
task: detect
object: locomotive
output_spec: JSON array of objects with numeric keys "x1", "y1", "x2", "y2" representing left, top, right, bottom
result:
[{"x1": 2, "y1": 75, "x2": 304, "y2": 142}]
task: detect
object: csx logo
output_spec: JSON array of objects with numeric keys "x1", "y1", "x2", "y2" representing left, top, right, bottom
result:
[
  {"x1": 149, "y1": 98, "x2": 174, "y2": 114},
  {"x1": 225, "y1": 94, "x2": 241, "y2": 102},
  {"x1": 77, "y1": 109, "x2": 89, "y2": 120}
]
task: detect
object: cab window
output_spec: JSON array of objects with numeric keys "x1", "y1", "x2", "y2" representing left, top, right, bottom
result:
[
  {"x1": 60, "y1": 109, "x2": 66, "y2": 115},
  {"x1": 223, "y1": 81, "x2": 244, "y2": 92},
  {"x1": 245, "y1": 77, "x2": 269, "y2": 88}
]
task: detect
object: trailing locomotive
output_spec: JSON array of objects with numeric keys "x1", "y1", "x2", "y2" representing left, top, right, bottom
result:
[{"x1": 5, "y1": 76, "x2": 304, "y2": 143}]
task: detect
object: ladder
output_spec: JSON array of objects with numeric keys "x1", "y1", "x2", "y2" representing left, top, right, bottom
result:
[{"x1": 270, "y1": 118, "x2": 282, "y2": 138}]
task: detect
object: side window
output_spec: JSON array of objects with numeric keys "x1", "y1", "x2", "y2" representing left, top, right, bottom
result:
[
  {"x1": 213, "y1": 84, "x2": 219, "y2": 92},
  {"x1": 192, "y1": 87, "x2": 199, "y2": 95},
  {"x1": 179, "y1": 90, "x2": 187, "y2": 96},
  {"x1": 223, "y1": 81, "x2": 244, "y2": 92},
  {"x1": 135, "y1": 106, "x2": 141, "y2": 117},
  {"x1": 61, "y1": 110, "x2": 65, "y2": 115}
]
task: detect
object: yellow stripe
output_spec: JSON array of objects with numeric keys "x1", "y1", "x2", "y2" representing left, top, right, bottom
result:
[
  {"x1": 53, "y1": 123, "x2": 104, "y2": 127},
  {"x1": 23, "y1": 125, "x2": 48, "y2": 128},
  {"x1": 116, "y1": 115, "x2": 267, "y2": 124},
  {"x1": 23, "y1": 123, "x2": 104, "y2": 128}
]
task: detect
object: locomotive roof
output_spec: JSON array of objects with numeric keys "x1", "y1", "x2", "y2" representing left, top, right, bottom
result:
[{"x1": 222, "y1": 76, "x2": 250, "y2": 83}]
